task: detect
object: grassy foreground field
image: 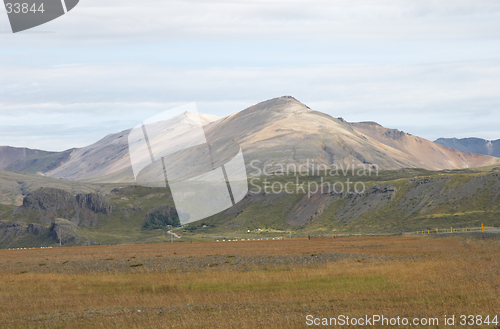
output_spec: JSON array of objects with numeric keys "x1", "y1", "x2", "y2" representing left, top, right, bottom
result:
[{"x1": 0, "y1": 235, "x2": 499, "y2": 328}]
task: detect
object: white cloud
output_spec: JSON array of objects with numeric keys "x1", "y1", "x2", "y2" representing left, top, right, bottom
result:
[
  {"x1": 1, "y1": 0, "x2": 500, "y2": 44},
  {"x1": 1, "y1": 61, "x2": 499, "y2": 150},
  {"x1": 0, "y1": 0, "x2": 499, "y2": 150}
]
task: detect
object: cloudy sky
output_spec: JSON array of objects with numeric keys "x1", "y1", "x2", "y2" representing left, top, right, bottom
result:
[{"x1": 1, "y1": 0, "x2": 499, "y2": 151}]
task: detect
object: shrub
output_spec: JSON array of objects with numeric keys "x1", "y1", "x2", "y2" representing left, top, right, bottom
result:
[{"x1": 142, "y1": 206, "x2": 180, "y2": 230}]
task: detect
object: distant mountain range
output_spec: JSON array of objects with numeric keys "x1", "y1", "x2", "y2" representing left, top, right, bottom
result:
[
  {"x1": 434, "y1": 138, "x2": 500, "y2": 158},
  {"x1": 0, "y1": 146, "x2": 73, "y2": 175},
  {"x1": 1, "y1": 96, "x2": 499, "y2": 183}
]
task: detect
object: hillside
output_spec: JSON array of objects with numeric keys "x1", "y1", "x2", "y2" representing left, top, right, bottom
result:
[
  {"x1": 350, "y1": 122, "x2": 499, "y2": 169},
  {"x1": 434, "y1": 137, "x2": 500, "y2": 158},
  {"x1": 198, "y1": 168, "x2": 500, "y2": 235},
  {"x1": 1, "y1": 166, "x2": 499, "y2": 248}
]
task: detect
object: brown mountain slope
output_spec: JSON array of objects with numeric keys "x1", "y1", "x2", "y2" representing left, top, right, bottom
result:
[
  {"x1": 350, "y1": 122, "x2": 500, "y2": 170},
  {"x1": 202, "y1": 97, "x2": 418, "y2": 174},
  {"x1": 201, "y1": 96, "x2": 499, "y2": 174},
  {"x1": 45, "y1": 130, "x2": 133, "y2": 181}
]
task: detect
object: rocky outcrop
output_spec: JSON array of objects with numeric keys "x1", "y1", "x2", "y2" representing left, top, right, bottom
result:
[
  {"x1": 20, "y1": 188, "x2": 76, "y2": 212},
  {"x1": 1, "y1": 221, "x2": 48, "y2": 241},
  {"x1": 0, "y1": 218, "x2": 86, "y2": 247},
  {"x1": 76, "y1": 193, "x2": 114, "y2": 214},
  {"x1": 0, "y1": 221, "x2": 26, "y2": 236},
  {"x1": 384, "y1": 128, "x2": 408, "y2": 139},
  {"x1": 15, "y1": 188, "x2": 115, "y2": 226},
  {"x1": 50, "y1": 218, "x2": 81, "y2": 245},
  {"x1": 0, "y1": 221, "x2": 30, "y2": 244},
  {"x1": 27, "y1": 223, "x2": 48, "y2": 235}
]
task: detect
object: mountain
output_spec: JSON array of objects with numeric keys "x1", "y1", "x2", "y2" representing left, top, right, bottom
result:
[
  {"x1": 201, "y1": 97, "x2": 500, "y2": 174},
  {"x1": 1, "y1": 97, "x2": 499, "y2": 183},
  {"x1": 434, "y1": 138, "x2": 500, "y2": 158}
]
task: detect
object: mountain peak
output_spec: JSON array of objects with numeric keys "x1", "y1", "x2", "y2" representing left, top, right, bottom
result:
[
  {"x1": 275, "y1": 95, "x2": 310, "y2": 108},
  {"x1": 244, "y1": 96, "x2": 311, "y2": 116},
  {"x1": 279, "y1": 95, "x2": 303, "y2": 102},
  {"x1": 357, "y1": 121, "x2": 382, "y2": 127}
]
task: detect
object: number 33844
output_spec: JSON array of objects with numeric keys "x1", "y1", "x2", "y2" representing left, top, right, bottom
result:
[{"x1": 5, "y1": 3, "x2": 45, "y2": 14}]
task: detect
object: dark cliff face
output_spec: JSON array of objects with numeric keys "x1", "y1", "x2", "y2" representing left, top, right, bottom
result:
[
  {"x1": 49, "y1": 218, "x2": 81, "y2": 245},
  {"x1": 0, "y1": 219, "x2": 75, "y2": 246},
  {"x1": 21, "y1": 188, "x2": 76, "y2": 212},
  {"x1": 16, "y1": 188, "x2": 115, "y2": 226},
  {"x1": 0, "y1": 221, "x2": 42, "y2": 245},
  {"x1": 27, "y1": 223, "x2": 48, "y2": 235},
  {"x1": 76, "y1": 193, "x2": 114, "y2": 214}
]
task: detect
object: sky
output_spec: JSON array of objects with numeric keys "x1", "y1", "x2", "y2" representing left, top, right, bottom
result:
[{"x1": 1, "y1": 0, "x2": 499, "y2": 151}]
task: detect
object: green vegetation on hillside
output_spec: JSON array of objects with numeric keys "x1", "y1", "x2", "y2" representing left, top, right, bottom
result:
[
  {"x1": 143, "y1": 206, "x2": 180, "y2": 230},
  {"x1": 1, "y1": 167, "x2": 499, "y2": 248}
]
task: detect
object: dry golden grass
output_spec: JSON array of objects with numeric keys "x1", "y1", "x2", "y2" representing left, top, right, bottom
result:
[{"x1": 0, "y1": 235, "x2": 499, "y2": 328}]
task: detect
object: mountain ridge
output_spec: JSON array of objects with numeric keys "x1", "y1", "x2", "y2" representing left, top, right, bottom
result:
[
  {"x1": 1, "y1": 96, "x2": 499, "y2": 182},
  {"x1": 434, "y1": 137, "x2": 500, "y2": 158}
]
